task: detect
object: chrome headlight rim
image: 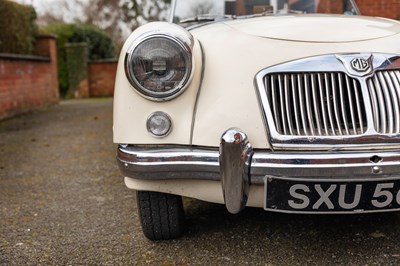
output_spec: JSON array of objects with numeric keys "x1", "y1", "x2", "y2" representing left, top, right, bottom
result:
[{"x1": 124, "y1": 31, "x2": 194, "y2": 102}]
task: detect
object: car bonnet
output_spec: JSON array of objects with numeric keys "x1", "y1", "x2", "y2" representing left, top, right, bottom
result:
[{"x1": 221, "y1": 14, "x2": 400, "y2": 43}]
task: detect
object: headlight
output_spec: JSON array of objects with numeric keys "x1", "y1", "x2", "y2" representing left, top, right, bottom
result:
[{"x1": 125, "y1": 29, "x2": 194, "y2": 101}]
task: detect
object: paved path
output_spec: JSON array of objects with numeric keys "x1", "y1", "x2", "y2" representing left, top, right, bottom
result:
[{"x1": 1, "y1": 99, "x2": 400, "y2": 265}]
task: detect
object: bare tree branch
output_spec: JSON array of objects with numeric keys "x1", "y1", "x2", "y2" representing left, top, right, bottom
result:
[{"x1": 37, "y1": 0, "x2": 171, "y2": 41}]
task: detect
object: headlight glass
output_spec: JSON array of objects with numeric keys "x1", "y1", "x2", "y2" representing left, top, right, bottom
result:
[{"x1": 125, "y1": 35, "x2": 193, "y2": 101}]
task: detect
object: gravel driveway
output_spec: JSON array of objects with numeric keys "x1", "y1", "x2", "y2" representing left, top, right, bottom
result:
[{"x1": 1, "y1": 98, "x2": 400, "y2": 265}]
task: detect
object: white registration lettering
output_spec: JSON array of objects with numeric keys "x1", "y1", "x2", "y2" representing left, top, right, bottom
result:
[
  {"x1": 338, "y1": 184, "x2": 362, "y2": 209},
  {"x1": 371, "y1": 183, "x2": 394, "y2": 208},
  {"x1": 397, "y1": 190, "x2": 400, "y2": 205},
  {"x1": 313, "y1": 185, "x2": 336, "y2": 210},
  {"x1": 288, "y1": 184, "x2": 310, "y2": 209}
]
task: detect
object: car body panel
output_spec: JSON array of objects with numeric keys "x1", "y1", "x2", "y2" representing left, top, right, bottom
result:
[
  {"x1": 226, "y1": 15, "x2": 400, "y2": 42},
  {"x1": 124, "y1": 178, "x2": 265, "y2": 208}
]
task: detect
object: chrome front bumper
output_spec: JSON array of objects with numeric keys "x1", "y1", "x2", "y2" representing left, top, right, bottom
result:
[{"x1": 117, "y1": 129, "x2": 400, "y2": 214}]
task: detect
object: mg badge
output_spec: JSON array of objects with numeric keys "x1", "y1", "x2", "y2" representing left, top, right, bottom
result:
[{"x1": 351, "y1": 58, "x2": 370, "y2": 72}]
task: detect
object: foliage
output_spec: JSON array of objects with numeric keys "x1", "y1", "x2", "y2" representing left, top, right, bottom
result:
[
  {"x1": 121, "y1": 0, "x2": 171, "y2": 30},
  {"x1": 65, "y1": 43, "x2": 88, "y2": 98},
  {"x1": 41, "y1": 23, "x2": 115, "y2": 97},
  {"x1": 0, "y1": 0, "x2": 38, "y2": 54},
  {"x1": 69, "y1": 24, "x2": 115, "y2": 60},
  {"x1": 38, "y1": 0, "x2": 171, "y2": 43}
]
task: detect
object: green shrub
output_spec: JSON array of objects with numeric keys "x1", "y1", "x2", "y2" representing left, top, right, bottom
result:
[
  {"x1": 40, "y1": 24, "x2": 74, "y2": 96},
  {"x1": 41, "y1": 24, "x2": 115, "y2": 97},
  {"x1": 69, "y1": 24, "x2": 115, "y2": 60},
  {"x1": 0, "y1": 0, "x2": 38, "y2": 54}
]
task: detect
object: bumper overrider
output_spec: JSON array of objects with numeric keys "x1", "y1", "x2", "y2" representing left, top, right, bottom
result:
[{"x1": 117, "y1": 128, "x2": 400, "y2": 214}]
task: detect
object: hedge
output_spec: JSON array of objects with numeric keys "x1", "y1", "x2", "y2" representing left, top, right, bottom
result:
[
  {"x1": 0, "y1": 0, "x2": 38, "y2": 54},
  {"x1": 41, "y1": 24, "x2": 115, "y2": 97}
]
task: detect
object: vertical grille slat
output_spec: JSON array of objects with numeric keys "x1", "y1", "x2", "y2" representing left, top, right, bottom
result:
[
  {"x1": 372, "y1": 76, "x2": 386, "y2": 133},
  {"x1": 298, "y1": 74, "x2": 309, "y2": 136},
  {"x1": 325, "y1": 73, "x2": 336, "y2": 136},
  {"x1": 353, "y1": 79, "x2": 365, "y2": 134},
  {"x1": 318, "y1": 74, "x2": 329, "y2": 135},
  {"x1": 304, "y1": 74, "x2": 315, "y2": 136},
  {"x1": 332, "y1": 73, "x2": 343, "y2": 135},
  {"x1": 345, "y1": 75, "x2": 357, "y2": 134},
  {"x1": 338, "y1": 73, "x2": 350, "y2": 135},
  {"x1": 270, "y1": 76, "x2": 281, "y2": 133},
  {"x1": 368, "y1": 79, "x2": 379, "y2": 131},
  {"x1": 292, "y1": 74, "x2": 301, "y2": 135},
  {"x1": 278, "y1": 75, "x2": 288, "y2": 135},
  {"x1": 264, "y1": 72, "x2": 365, "y2": 136},
  {"x1": 311, "y1": 74, "x2": 322, "y2": 136},
  {"x1": 284, "y1": 74, "x2": 295, "y2": 135}
]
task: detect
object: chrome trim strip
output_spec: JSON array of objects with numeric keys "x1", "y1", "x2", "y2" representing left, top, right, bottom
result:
[
  {"x1": 169, "y1": 0, "x2": 177, "y2": 23},
  {"x1": 250, "y1": 150, "x2": 400, "y2": 183},
  {"x1": 117, "y1": 145, "x2": 220, "y2": 180},
  {"x1": 117, "y1": 144, "x2": 400, "y2": 185},
  {"x1": 190, "y1": 41, "x2": 205, "y2": 145},
  {"x1": 254, "y1": 53, "x2": 400, "y2": 150}
]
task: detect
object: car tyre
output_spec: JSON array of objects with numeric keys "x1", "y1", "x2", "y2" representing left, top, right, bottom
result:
[{"x1": 136, "y1": 191, "x2": 185, "y2": 240}]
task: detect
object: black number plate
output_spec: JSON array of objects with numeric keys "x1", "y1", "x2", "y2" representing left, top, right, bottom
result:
[{"x1": 265, "y1": 177, "x2": 400, "y2": 214}]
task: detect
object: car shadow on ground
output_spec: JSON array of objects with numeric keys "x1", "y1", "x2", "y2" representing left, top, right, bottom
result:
[
  {"x1": 184, "y1": 197, "x2": 400, "y2": 235},
  {"x1": 182, "y1": 197, "x2": 400, "y2": 260}
]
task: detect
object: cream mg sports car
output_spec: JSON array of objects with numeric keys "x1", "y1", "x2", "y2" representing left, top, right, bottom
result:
[{"x1": 114, "y1": 0, "x2": 400, "y2": 240}]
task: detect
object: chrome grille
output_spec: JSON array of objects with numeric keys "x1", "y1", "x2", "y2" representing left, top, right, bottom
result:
[
  {"x1": 264, "y1": 72, "x2": 366, "y2": 136},
  {"x1": 367, "y1": 70, "x2": 400, "y2": 134},
  {"x1": 256, "y1": 53, "x2": 400, "y2": 150}
]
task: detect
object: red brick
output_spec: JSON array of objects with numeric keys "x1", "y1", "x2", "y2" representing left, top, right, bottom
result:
[
  {"x1": 0, "y1": 36, "x2": 59, "y2": 120},
  {"x1": 88, "y1": 61, "x2": 117, "y2": 97}
]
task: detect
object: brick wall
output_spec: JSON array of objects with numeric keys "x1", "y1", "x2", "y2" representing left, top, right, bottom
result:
[
  {"x1": 319, "y1": 0, "x2": 400, "y2": 19},
  {"x1": 233, "y1": 0, "x2": 400, "y2": 19},
  {"x1": 88, "y1": 60, "x2": 117, "y2": 97},
  {"x1": 0, "y1": 36, "x2": 59, "y2": 120},
  {"x1": 356, "y1": 0, "x2": 400, "y2": 20}
]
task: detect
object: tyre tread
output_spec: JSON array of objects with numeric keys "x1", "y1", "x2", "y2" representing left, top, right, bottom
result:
[{"x1": 137, "y1": 191, "x2": 185, "y2": 240}]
